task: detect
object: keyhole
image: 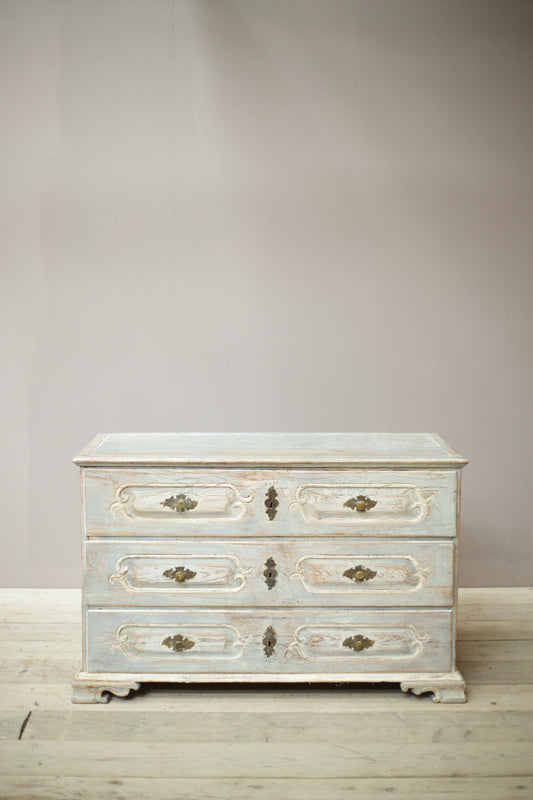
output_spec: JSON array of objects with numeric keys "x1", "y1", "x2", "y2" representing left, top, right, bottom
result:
[
  {"x1": 264, "y1": 557, "x2": 277, "y2": 589},
  {"x1": 263, "y1": 625, "x2": 276, "y2": 656},
  {"x1": 265, "y1": 487, "x2": 278, "y2": 520}
]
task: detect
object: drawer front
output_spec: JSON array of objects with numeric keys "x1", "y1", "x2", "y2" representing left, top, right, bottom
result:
[
  {"x1": 85, "y1": 539, "x2": 454, "y2": 608},
  {"x1": 86, "y1": 608, "x2": 452, "y2": 674},
  {"x1": 83, "y1": 468, "x2": 457, "y2": 537}
]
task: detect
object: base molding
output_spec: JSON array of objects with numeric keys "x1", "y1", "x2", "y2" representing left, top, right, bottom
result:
[
  {"x1": 71, "y1": 668, "x2": 466, "y2": 703},
  {"x1": 72, "y1": 669, "x2": 140, "y2": 704},
  {"x1": 400, "y1": 670, "x2": 466, "y2": 703}
]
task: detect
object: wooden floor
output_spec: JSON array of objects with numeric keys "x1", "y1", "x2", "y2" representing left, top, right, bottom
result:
[{"x1": 0, "y1": 588, "x2": 532, "y2": 800}]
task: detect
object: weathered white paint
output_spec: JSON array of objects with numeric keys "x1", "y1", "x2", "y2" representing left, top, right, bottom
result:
[
  {"x1": 84, "y1": 608, "x2": 453, "y2": 675},
  {"x1": 85, "y1": 538, "x2": 454, "y2": 608},
  {"x1": 74, "y1": 432, "x2": 468, "y2": 468},
  {"x1": 83, "y1": 467, "x2": 458, "y2": 538},
  {"x1": 74, "y1": 433, "x2": 467, "y2": 702}
]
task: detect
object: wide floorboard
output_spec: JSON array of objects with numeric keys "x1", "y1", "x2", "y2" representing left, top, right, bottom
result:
[{"x1": 0, "y1": 587, "x2": 532, "y2": 799}]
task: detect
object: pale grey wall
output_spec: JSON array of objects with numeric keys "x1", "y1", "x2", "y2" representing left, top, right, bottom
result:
[{"x1": 1, "y1": 0, "x2": 531, "y2": 587}]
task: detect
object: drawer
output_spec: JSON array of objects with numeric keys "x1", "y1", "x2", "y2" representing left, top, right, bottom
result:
[
  {"x1": 85, "y1": 539, "x2": 454, "y2": 608},
  {"x1": 86, "y1": 608, "x2": 452, "y2": 674},
  {"x1": 83, "y1": 467, "x2": 457, "y2": 538}
]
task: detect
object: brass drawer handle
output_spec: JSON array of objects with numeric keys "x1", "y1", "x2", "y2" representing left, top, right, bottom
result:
[
  {"x1": 343, "y1": 635, "x2": 374, "y2": 652},
  {"x1": 263, "y1": 625, "x2": 277, "y2": 658},
  {"x1": 162, "y1": 633, "x2": 195, "y2": 652},
  {"x1": 161, "y1": 493, "x2": 198, "y2": 513},
  {"x1": 343, "y1": 494, "x2": 377, "y2": 513},
  {"x1": 163, "y1": 566, "x2": 197, "y2": 583},
  {"x1": 343, "y1": 565, "x2": 377, "y2": 583}
]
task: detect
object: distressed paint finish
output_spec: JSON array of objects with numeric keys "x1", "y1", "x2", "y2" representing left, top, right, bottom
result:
[
  {"x1": 73, "y1": 433, "x2": 467, "y2": 703},
  {"x1": 85, "y1": 608, "x2": 453, "y2": 674},
  {"x1": 83, "y1": 467, "x2": 458, "y2": 538},
  {"x1": 85, "y1": 538, "x2": 455, "y2": 608},
  {"x1": 74, "y1": 432, "x2": 468, "y2": 468},
  {"x1": 71, "y1": 681, "x2": 140, "y2": 704}
]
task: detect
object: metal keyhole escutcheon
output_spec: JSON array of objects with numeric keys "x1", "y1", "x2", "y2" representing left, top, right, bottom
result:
[
  {"x1": 265, "y1": 487, "x2": 279, "y2": 520},
  {"x1": 263, "y1": 557, "x2": 278, "y2": 589},
  {"x1": 263, "y1": 625, "x2": 277, "y2": 658}
]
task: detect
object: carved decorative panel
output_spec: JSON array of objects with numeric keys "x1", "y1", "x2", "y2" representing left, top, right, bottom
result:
[
  {"x1": 110, "y1": 483, "x2": 253, "y2": 522},
  {"x1": 114, "y1": 623, "x2": 252, "y2": 661},
  {"x1": 289, "y1": 554, "x2": 431, "y2": 594},
  {"x1": 290, "y1": 484, "x2": 434, "y2": 525},
  {"x1": 287, "y1": 624, "x2": 429, "y2": 662},
  {"x1": 109, "y1": 554, "x2": 252, "y2": 594}
]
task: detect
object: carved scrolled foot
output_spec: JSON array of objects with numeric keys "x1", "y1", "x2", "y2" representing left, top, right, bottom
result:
[
  {"x1": 71, "y1": 681, "x2": 141, "y2": 704},
  {"x1": 400, "y1": 672, "x2": 466, "y2": 704}
]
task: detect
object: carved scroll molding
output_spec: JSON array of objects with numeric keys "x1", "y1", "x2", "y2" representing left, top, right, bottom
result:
[
  {"x1": 110, "y1": 483, "x2": 253, "y2": 522},
  {"x1": 289, "y1": 554, "x2": 430, "y2": 594},
  {"x1": 113, "y1": 623, "x2": 253, "y2": 661},
  {"x1": 289, "y1": 484, "x2": 434, "y2": 525},
  {"x1": 287, "y1": 624, "x2": 429, "y2": 663},
  {"x1": 400, "y1": 672, "x2": 466, "y2": 704},
  {"x1": 109, "y1": 554, "x2": 252, "y2": 594},
  {"x1": 71, "y1": 682, "x2": 141, "y2": 704}
]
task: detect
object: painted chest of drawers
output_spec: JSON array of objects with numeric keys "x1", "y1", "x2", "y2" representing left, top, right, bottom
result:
[{"x1": 72, "y1": 432, "x2": 468, "y2": 703}]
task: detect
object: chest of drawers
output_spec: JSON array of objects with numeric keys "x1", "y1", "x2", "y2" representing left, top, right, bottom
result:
[{"x1": 72, "y1": 433, "x2": 467, "y2": 703}]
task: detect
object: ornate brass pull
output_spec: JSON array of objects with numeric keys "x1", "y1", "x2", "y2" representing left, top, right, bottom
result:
[
  {"x1": 265, "y1": 487, "x2": 279, "y2": 520},
  {"x1": 161, "y1": 493, "x2": 198, "y2": 513},
  {"x1": 263, "y1": 557, "x2": 278, "y2": 590},
  {"x1": 343, "y1": 495, "x2": 377, "y2": 513},
  {"x1": 162, "y1": 633, "x2": 195, "y2": 652},
  {"x1": 343, "y1": 635, "x2": 374, "y2": 652},
  {"x1": 263, "y1": 625, "x2": 277, "y2": 658},
  {"x1": 163, "y1": 566, "x2": 197, "y2": 583},
  {"x1": 343, "y1": 565, "x2": 377, "y2": 583}
]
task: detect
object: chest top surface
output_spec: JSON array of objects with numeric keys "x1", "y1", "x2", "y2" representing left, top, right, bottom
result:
[{"x1": 74, "y1": 432, "x2": 467, "y2": 469}]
